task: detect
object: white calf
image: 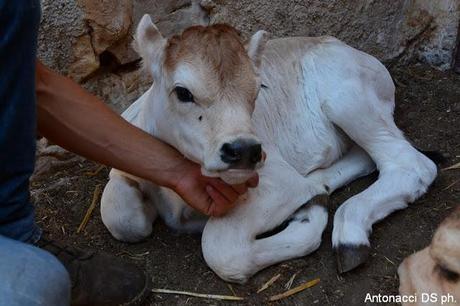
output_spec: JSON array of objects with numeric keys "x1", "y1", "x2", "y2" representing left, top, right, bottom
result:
[{"x1": 101, "y1": 15, "x2": 437, "y2": 283}]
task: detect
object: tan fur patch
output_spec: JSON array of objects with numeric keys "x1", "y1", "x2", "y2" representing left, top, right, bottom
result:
[{"x1": 163, "y1": 24, "x2": 257, "y2": 100}]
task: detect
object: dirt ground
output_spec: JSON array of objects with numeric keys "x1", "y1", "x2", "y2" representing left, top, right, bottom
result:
[{"x1": 31, "y1": 64, "x2": 460, "y2": 306}]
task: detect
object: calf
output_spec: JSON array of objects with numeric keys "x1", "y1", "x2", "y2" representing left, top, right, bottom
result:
[
  {"x1": 399, "y1": 206, "x2": 460, "y2": 305},
  {"x1": 100, "y1": 14, "x2": 437, "y2": 283}
]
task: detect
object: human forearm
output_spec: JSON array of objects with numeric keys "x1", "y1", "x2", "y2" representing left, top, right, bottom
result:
[
  {"x1": 36, "y1": 61, "x2": 186, "y2": 188},
  {"x1": 36, "y1": 61, "x2": 258, "y2": 216}
]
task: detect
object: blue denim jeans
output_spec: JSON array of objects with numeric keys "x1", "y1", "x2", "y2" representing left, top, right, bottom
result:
[
  {"x1": 0, "y1": 1, "x2": 71, "y2": 305},
  {"x1": 0, "y1": 0, "x2": 41, "y2": 243},
  {"x1": 0, "y1": 235, "x2": 70, "y2": 306}
]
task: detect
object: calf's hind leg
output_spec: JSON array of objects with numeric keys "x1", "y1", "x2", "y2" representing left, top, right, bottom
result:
[
  {"x1": 252, "y1": 146, "x2": 375, "y2": 272},
  {"x1": 326, "y1": 93, "x2": 437, "y2": 273},
  {"x1": 100, "y1": 170, "x2": 157, "y2": 242}
]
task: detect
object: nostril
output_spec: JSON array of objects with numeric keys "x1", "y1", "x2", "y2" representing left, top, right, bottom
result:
[
  {"x1": 249, "y1": 144, "x2": 262, "y2": 164},
  {"x1": 221, "y1": 142, "x2": 242, "y2": 163},
  {"x1": 220, "y1": 140, "x2": 262, "y2": 166}
]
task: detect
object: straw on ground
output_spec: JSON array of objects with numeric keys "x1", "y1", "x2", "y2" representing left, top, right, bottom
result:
[
  {"x1": 269, "y1": 278, "x2": 320, "y2": 301},
  {"x1": 77, "y1": 184, "x2": 102, "y2": 233},
  {"x1": 152, "y1": 288, "x2": 244, "y2": 301},
  {"x1": 257, "y1": 273, "x2": 281, "y2": 293},
  {"x1": 284, "y1": 272, "x2": 298, "y2": 290},
  {"x1": 85, "y1": 164, "x2": 105, "y2": 177},
  {"x1": 443, "y1": 179, "x2": 460, "y2": 190},
  {"x1": 442, "y1": 162, "x2": 460, "y2": 171}
]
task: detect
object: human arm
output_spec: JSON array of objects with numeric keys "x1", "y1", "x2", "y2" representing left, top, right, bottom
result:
[{"x1": 36, "y1": 61, "x2": 257, "y2": 216}]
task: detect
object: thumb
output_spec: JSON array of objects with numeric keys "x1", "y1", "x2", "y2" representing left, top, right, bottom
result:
[{"x1": 246, "y1": 174, "x2": 259, "y2": 188}]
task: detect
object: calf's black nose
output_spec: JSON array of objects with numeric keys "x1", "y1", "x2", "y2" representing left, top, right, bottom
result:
[{"x1": 220, "y1": 139, "x2": 262, "y2": 169}]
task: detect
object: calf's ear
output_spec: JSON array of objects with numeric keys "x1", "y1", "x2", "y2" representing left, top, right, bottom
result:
[
  {"x1": 134, "y1": 14, "x2": 167, "y2": 78},
  {"x1": 246, "y1": 30, "x2": 269, "y2": 70},
  {"x1": 190, "y1": 0, "x2": 214, "y2": 26}
]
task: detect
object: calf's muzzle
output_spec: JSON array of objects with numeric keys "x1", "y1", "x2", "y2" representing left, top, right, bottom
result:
[{"x1": 220, "y1": 138, "x2": 262, "y2": 169}]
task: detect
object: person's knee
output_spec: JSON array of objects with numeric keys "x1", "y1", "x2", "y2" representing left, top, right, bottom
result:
[
  {"x1": 28, "y1": 247, "x2": 71, "y2": 306},
  {"x1": 0, "y1": 238, "x2": 71, "y2": 306}
]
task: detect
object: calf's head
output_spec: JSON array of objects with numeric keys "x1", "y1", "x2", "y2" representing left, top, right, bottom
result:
[{"x1": 135, "y1": 15, "x2": 267, "y2": 184}]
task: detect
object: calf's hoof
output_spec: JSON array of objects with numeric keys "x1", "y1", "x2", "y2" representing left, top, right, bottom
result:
[{"x1": 335, "y1": 244, "x2": 370, "y2": 274}]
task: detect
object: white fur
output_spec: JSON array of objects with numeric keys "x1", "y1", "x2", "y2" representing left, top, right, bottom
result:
[
  {"x1": 100, "y1": 18, "x2": 437, "y2": 282},
  {"x1": 247, "y1": 30, "x2": 269, "y2": 69}
]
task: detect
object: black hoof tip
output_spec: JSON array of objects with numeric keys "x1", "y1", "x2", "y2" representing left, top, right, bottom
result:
[{"x1": 335, "y1": 244, "x2": 371, "y2": 274}]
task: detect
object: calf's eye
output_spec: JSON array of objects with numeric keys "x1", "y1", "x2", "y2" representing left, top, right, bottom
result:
[{"x1": 174, "y1": 86, "x2": 194, "y2": 103}]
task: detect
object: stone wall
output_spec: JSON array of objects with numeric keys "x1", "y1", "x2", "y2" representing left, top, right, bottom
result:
[
  {"x1": 37, "y1": 0, "x2": 459, "y2": 112},
  {"x1": 213, "y1": 0, "x2": 459, "y2": 69}
]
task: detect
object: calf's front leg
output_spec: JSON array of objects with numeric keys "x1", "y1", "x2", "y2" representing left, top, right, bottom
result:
[
  {"x1": 100, "y1": 170, "x2": 157, "y2": 242},
  {"x1": 202, "y1": 146, "x2": 375, "y2": 283}
]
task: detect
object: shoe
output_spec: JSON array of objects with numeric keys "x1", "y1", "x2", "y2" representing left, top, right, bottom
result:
[{"x1": 37, "y1": 237, "x2": 150, "y2": 306}]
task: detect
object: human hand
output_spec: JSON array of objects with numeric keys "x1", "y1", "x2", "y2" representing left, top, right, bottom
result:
[{"x1": 172, "y1": 161, "x2": 258, "y2": 217}]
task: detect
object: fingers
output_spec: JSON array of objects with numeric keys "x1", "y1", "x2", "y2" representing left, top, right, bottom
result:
[
  {"x1": 209, "y1": 174, "x2": 259, "y2": 196},
  {"x1": 207, "y1": 178, "x2": 240, "y2": 203},
  {"x1": 205, "y1": 185, "x2": 233, "y2": 217},
  {"x1": 199, "y1": 173, "x2": 260, "y2": 217},
  {"x1": 246, "y1": 173, "x2": 259, "y2": 188},
  {"x1": 230, "y1": 183, "x2": 248, "y2": 195}
]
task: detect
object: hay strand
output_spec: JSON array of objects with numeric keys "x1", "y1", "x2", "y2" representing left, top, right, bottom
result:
[
  {"x1": 257, "y1": 273, "x2": 281, "y2": 293},
  {"x1": 152, "y1": 288, "x2": 244, "y2": 301},
  {"x1": 442, "y1": 162, "x2": 460, "y2": 171},
  {"x1": 269, "y1": 278, "x2": 320, "y2": 301},
  {"x1": 85, "y1": 164, "x2": 105, "y2": 177},
  {"x1": 77, "y1": 184, "x2": 101, "y2": 233},
  {"x1": 227, "y1": 284, "x2": 237, "y2": 297},
  {"x1": 284, "y1": 272, "x2": 298, "y2": 290},
  {"x1": 443, "y1": 179, "x2": 460, "y2": 190}
]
